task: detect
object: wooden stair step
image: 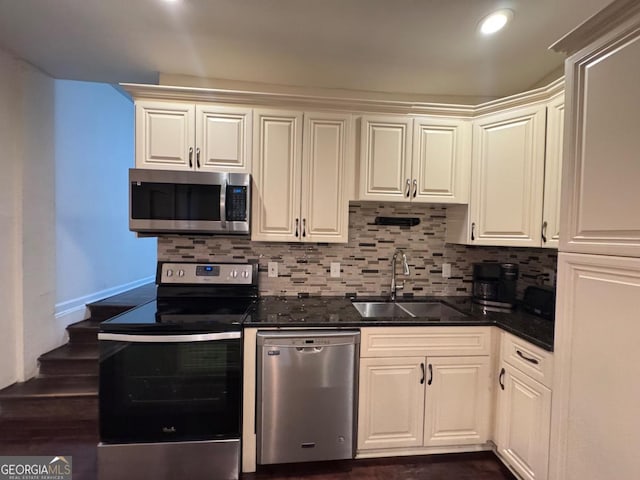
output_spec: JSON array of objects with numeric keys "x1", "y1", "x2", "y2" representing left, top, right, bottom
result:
[
  {"x1": 38, "y1": 344, "x2": 98, "y2": 377},
  {"x1": 0, "y1": 418, "x2": 98, "y2": 440},
  {"x1": 0, "y1": 375, "x2": 97, "y2": 399},
  {"x1": 67, "y1": 318, "x2": 102, "y2": 344},
  {"x1": 86, "y1": 283, "x2": 156, "y2": 322},
  {"x1": 0, "y1": 376, "x2": 98, "y2": 421}
]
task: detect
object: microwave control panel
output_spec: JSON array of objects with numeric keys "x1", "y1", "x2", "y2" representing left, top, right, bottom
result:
[{"x1": 226, "y1": 185, "x2": 247, "y2": 222}]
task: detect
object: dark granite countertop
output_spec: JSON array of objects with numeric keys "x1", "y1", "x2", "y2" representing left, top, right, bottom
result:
[{"x1": 244, "y1": 296, "x2": 554, "y2": 352}]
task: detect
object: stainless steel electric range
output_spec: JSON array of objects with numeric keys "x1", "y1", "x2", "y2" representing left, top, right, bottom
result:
[{"x1": 98, "y1": 261, "x2": 258, "y2": 480}]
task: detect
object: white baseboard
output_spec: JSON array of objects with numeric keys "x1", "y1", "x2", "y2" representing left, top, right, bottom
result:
[{"x1": 54, "y1": 276, "x2": 155, "y2": 327}]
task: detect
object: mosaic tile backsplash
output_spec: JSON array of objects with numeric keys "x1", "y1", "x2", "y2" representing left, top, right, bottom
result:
[{"x1": 158, "y1": 203, "x2": 557, "y2": 298}]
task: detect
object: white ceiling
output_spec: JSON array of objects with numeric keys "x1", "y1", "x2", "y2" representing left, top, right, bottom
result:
[{"x1": 0, "y1": 0, "x2": 613, "y2": 100}]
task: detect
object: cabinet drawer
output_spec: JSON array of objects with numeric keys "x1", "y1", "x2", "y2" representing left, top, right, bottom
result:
[
  {"x1": 361, "y1": 327, "x2": 491, "y2": 358},
  {"x1": 501, "y1": 332, "x2": 553, "y2": 387}
]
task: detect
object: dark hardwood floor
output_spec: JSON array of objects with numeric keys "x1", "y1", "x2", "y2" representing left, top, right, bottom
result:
[
  {"x1": 246, "y1": 452, "x2": 516, "y2": 480},
  {"x1": 0, "y1": 423, "x2": 514, "y2": 480}
]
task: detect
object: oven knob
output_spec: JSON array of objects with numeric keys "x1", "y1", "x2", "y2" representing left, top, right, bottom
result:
[
  {"x1": 231, "y1": 270, "x2": 238, "y2": 278},
  {"x1": 178, "y1": 270, "x2": 185, "y2": 277},
  {"x1": 242, "y1": 271, "x2": 249, "y2": 278},
  {"x1": 166, "y1": 269, "x2": 173, "y2": 277}
]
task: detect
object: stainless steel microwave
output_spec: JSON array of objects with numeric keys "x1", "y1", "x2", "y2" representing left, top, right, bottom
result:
[{"x1": 129, "y1": 169, "x2": 251, "y2": 235}]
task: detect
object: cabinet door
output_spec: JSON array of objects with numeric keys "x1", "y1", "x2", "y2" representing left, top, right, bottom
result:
[
  {"x1": 301, "y1": 113, "x2": 352, "y2": 243},
  {"x1": 496, "y1": 363, "x2": 551, "y2": 480},
  {"x1": 471, "y1": 105, "x2": 546, "y2": 246},
  {"x1": 251, "y1": 109, "x2": 303, "y2": 241},
  {"x1": 135, "y1": 101, "x2": 195, "y2": 170},
  {"x1": 357, "y1": 357, "x2": 425, "y2": 451},
  {"x1": 423, "y1": 356, "x2": 491, "y2": 447},
  {"x1": 412, "y1": 117, "x2": 471, "y2": 204},
  {"x1": 551, "y1": 253, "x2": 640, "y2": 480},
  {"x1": 560, "y1": 21, "x2": 640, "y2": 256},
  {"x1": 195, "y1": 105, "x2": 252, "y2": 173},
  {"x1": 358, "y1": 116, "x2": 413, "y2": 202},
  {"x1": 542, "y1": 94, "x2": 564, "y2": 249}
]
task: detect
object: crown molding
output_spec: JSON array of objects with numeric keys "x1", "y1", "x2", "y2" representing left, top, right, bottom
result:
[
  {"x1": 121, "y1": 76, "x2": 564, "y2": 119},
  {"x1": 550, "y1": 0, "x2": 640, "y2": 55}
]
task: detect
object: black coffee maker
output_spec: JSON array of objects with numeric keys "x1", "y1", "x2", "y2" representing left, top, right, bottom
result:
[{"x1": 472, "y1": 262, "x2": 518, "y2": 310}]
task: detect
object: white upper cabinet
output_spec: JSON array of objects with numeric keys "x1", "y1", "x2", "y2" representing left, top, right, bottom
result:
[
  {"x1": 359, "y1": 115, "x2": 471, "y2": 203},
  {"x1": 359, "y1": 116, "x2": 413, "y2": 201},
  {"x1": 470, "y1": 104, "x2": 546, "y2": 247},
  {"x1": 447, "y1": 104, "x2": 548, "y2": 247},
  {"x1": 542, "y1": 94, "x2": 565, "y2": 249},
  {"x1": 558, "y1": 14, "x2": 640, "y2": 257},
  {"x1": 135, "y1": 100, "x2": 252, "y2": 172},
  {"x1": 195, "y1": 105, "x2": 253, "y2": 172},
  {"x1": 413, "y1": 118, "x2": 472, "y2": 203},
  {"x1": 301, "y1": 113, "x2": 351, "y2": 242},
  {"x1": 252, "y1": 109, "x2": 352, "y2": 243},
  {"x1": 135, "y1": 101, "x2": 195, "y2": 170}
]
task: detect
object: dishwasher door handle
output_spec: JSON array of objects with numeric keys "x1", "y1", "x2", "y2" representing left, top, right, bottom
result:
[{"x1": 295, "y1": 346, "x2": 324, "y2": 353}]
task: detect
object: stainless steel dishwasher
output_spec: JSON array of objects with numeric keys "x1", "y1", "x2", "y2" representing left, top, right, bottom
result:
[{"x1": 256, "y1": 330, "x2": 360, "y2": 465}]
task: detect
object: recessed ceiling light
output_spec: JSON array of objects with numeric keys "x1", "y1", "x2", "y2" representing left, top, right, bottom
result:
[{"x1": 479, "y1": 9, "x2": 514, "y2": 35}]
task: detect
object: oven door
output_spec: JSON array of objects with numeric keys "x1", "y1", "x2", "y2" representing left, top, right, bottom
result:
[{"x1": 98, "y1": 332, "x2": 241, "y2": 444}]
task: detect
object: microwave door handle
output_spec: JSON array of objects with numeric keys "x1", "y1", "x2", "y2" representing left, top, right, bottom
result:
[
  {"x1": 220, "y1": 179, "x2": 227, "y2": 229},
  {"x1": 98, "y1": 332, "x2": 241, "y2": 342}
]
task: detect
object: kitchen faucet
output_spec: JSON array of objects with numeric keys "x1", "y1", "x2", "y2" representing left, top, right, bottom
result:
[{"x1": 390, "y1": 249, "x2": 410, "y2": 301}]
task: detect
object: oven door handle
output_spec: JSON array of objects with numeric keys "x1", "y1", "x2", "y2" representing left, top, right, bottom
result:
[{"x1": 98, "y1": 332, "x2": 241, "y2": 342}]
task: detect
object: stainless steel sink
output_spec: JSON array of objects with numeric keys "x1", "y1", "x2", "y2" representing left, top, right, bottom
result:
[
  {"x1": 352, "y1": 301, "x2": 467, "y2": 319},
  {"x1": 352, "y1": 302, "x2": 410, "y2": 318},
  {"x1": 396, "y1": 302, "x2": 466, "y2": 318}
]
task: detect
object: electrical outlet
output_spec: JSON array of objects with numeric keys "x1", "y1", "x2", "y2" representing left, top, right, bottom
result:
[
  {"x1": 268, "y1": 262, "x2": 278, "y2": 278},
  {"x1": 330, "y1": 262, "x2": 341, "y2": 278},
  {"x1": 442, "y1": 263, "x2": 452, "y2": 279}
]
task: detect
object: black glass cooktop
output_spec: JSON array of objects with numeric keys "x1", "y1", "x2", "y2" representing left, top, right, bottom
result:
[{"x1": 100, "y1": 297, "x2": 256, "y2": 333}]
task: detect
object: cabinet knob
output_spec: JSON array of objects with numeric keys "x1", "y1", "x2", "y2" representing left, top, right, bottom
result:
[
  {"x1": 405, "y1": 179, "x2": 411, "y2": 198},
  {"x1": 541, "y1": 221, "x2": 548, "y2": 243},
  {"x1": 188, "y1": 147, "x2": 194, "y2": 168},
  {"x1": 499, "y1": 367, "x2": 505, "y2": 390},
  {"x1": 412, "y1": 179, "x2": 417, "y2": 198}
]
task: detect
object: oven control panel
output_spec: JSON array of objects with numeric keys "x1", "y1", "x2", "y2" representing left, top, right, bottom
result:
[{"x1": 160, "y1": 262, "x2": 255, "y2": 285}]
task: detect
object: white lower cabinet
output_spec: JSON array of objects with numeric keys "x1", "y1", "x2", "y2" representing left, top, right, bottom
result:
[
  {"x1": 357, "y1": 357, "x2": 425, "y2": 450},
  {"x1": 495, "y1": 334, "x2": 553, "y2": 480},
  {"x1": 357, "y1": 327, "x2": 492, "y2": 455},
  {"x1": 423, "y1": 356, "x2": 491, "y2": 447}
]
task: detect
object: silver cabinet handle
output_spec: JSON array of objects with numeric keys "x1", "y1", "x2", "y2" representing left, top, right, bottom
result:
[
  {"x1": 412, "y1": 179, "x2": 417, "y2": 198},
  {"x1": 427, "y1": 363, "x2": 433, "y2": 385},
  {"x1": 420, "y1": 363, "x2": 425, "y2": 384},
  {"x1": 98, "y1": 332, "x2": 240, "y2": 342},
  {"x1": 541, "y1": 221, "x2": 548, "y2": 243},
  {"x1": 295, "y1": 218, "x2": 299, "y2": 238},
  {"x1": 499, "y1": 367, "x2": 505, "y2": 390},
  {"x1": 471, "y1": 222, "x2": 476, "y2": 241},
  {"x1": 196, "y1": 147, "x2": 201, "y2": 168},
  {"x1": 302, "y1": 218, "x2": 306, "y2": 238},
  {"x1": 405, "y1": 179, "x2": 411, "y2": 197},
  {"x1": 188, "y1": 147, "x2": 193, "y2": 168}
]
